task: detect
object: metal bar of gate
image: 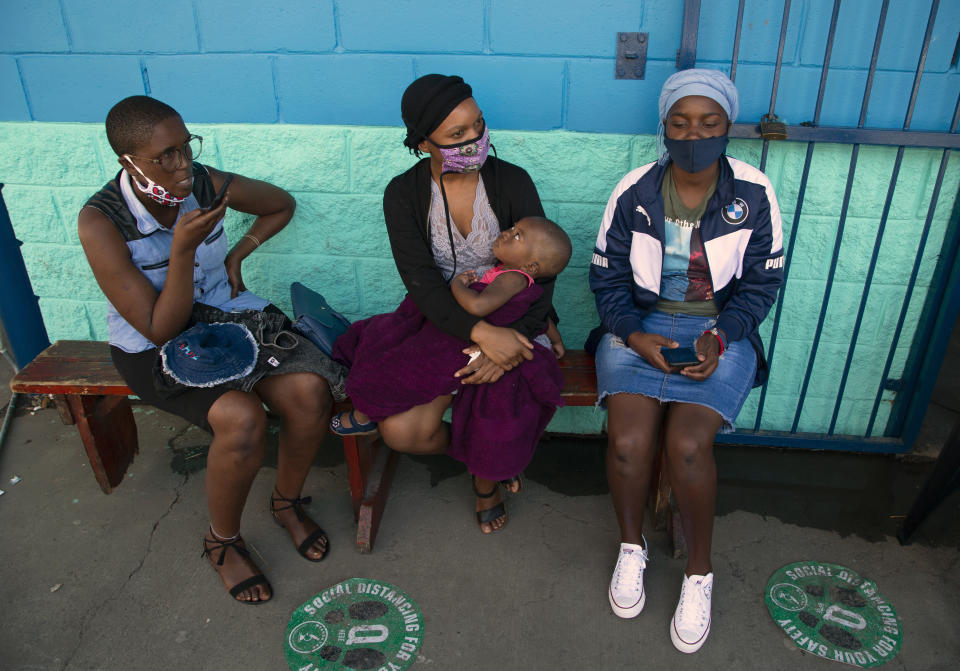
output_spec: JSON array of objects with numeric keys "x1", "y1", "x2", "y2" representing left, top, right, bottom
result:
[
  {"x1": 827, "y1": 0, "x2": 891, "y2": 435},
  {"x1": 759, "y1": 0, "x2": 793, "y2": 172},
  {"x1": 896, "y1": 180, "x2": 960, "y2": 448},
  {"x1": 753, "y1": 0, "x2": 838, "y2": 431},
  {"x1": 870, "y1": 132, "x2": 956, "y2": 436},
  {"x1": 677, "y1": 0, "x2": 701, "y2": 70},
  {"x1": 795, "y1": 154, "x2": 858, "y2": 431},
  {"x1": 807, "y1": 0, "x2": 942, "y2": 435},
  {"x1": 866, "y1": 0, "x2": 946, "y2": 436},
  {"x1": 791, "y1": 0, "x2": 845, "y2": 433},
  {"x1": 730, "y1": 125, "x2": 960, "y2": 149},
  {"x1": 728, "y1": 0, "x2": 746, "y2": 83}
]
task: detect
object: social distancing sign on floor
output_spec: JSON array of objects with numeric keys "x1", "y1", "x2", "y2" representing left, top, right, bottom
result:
[
  {"x1": 766, "y1": 562, "x2": 902, "y2": 667},
  {"x1": 285, "y1": 578, "x2": 424, "y2": 671}
]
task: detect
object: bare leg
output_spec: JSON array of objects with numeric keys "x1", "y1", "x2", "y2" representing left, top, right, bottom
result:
[
  {"x1": 663, "y1": 402, "x2": 724, "y2": 577},
  {"x1": 378, "y1": 394, "x2": 452, "y2": 455},
  {"x1": 380, "y1": 395, "x2": 506, "y2": 532},
  {"x1": 204, "y1": 391, "x2": 270, "y2": 603},
  {"x1": 256, "y1": 372, "x2": 333, "y2": 560},
  {"x1": 606, "y1": 393, "x2": 666, "y2": 545}
]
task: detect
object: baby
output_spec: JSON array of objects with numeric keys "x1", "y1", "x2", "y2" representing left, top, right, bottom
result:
[
  {"x1": 451, "y1": 216, "x2": 570, "y2": 358},
  {"x1": 332, "y1": 216, "x2": 572, "y2": 434}
]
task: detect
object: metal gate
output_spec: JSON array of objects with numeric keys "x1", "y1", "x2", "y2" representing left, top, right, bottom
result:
[{"x1": 679, "y1": 0, "x2": 960, "y2": 452}]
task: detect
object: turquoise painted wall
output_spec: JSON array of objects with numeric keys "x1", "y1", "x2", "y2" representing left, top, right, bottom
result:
[
  {"x1": 2, "y1": 0, "x2": 959, "y2": 437},
  {"x1": 1, "y1": 122, "x2": 957, "y2": 436}
]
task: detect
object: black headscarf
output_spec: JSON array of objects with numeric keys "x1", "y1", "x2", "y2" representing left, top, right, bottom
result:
[{"x1": 401, "y1": 74, "x2": 473, "y2": 153}]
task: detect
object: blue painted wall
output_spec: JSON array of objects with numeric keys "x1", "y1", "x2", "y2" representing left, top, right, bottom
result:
[{"x1": 1, "y1": 0, "x2": 958, "y2": 132}]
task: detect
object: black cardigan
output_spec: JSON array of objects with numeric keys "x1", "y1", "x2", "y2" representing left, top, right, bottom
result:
[{"x1": 383, "y1": 155, "x2": 555, "y2": 341}]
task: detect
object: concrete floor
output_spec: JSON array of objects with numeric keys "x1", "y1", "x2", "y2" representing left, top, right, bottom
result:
[{"x1": 0, "y1": 333, "x2": 958, "y2": 670}]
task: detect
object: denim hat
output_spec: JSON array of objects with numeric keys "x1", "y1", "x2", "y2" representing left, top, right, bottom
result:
[{"x1": 160, "y1": 322, "x2": 258, "y2": 387}]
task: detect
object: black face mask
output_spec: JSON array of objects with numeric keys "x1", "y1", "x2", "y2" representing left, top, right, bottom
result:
[{"x1": 664, "y1": 135, "x2": 729, "y2": 173}]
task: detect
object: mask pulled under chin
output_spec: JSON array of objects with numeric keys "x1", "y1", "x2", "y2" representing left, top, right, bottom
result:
[
  {"x1": 123, "y1": 160, "x2": 188, "y2": 206},
  {"x1": 663, "y1": 135, "x2": 729, "y2": 174},
  {"x1": 431, "y1": 124, "x2": 491, "y2": 174}
]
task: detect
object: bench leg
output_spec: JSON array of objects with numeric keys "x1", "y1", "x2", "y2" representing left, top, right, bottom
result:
[
  {"x1": 52, "y1": 394, "x2": 75, "y2": 425},
  {"x1": 356, "y1": 441, "x2": 400, "y2": 554},
  {"x1": 66, "y1": 394, "x2": 139, "y2": 494},
  {"x1": 669, "y1": 496, "x2": 687, "y2": 560},
  {"x1": 650, "y1": 448, "x2": 688, "y2": 559},
  {"x1": 341, "y1": 434, "x2": 366, "y2": 521},
  {"x1": 341, "y1": 433, "x2": 400, "y2": 553},
  {"x1": 650, "y1": 446, "x2": 670, "y2": 531}
]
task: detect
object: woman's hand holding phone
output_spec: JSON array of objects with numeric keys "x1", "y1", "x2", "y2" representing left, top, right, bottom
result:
[
  {"x1": 171, "y1": 198, "x2": 227, "y2": 255},
  {"x1": 679, "y1": 332, "x2": 721, "y2": 381},
  {"x1": 203, "y1": 174, "x2": 233, "y2": 212},
  {"x1": 627, "y1": 331, "x2": 678, "y2": 373}
]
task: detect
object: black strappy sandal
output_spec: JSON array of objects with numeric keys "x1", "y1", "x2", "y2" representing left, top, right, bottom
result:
[
  {"x1": 270, "y1": 487, "x2": 329, "y2": 562},
  {"x1": 473, "y1": 476, "x2": 507, "y2": 533},
  {"x1": 201, "y1": 532, "x2": 272, "y2": 604}
]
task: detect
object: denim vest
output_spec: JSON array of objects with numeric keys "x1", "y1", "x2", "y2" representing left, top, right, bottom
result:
[{"x1": 84, "y1": 164, "x2": 269, "y2": 353}]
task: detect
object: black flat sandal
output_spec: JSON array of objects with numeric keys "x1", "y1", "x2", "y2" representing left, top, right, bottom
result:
[
  {"x1": 473, "y1": 476, "x2": 507, "y2": 533},
  {"x1": 201, "y1": 532, "x2": 272, "y2": 604},
  {"x1": 270, "y1": 487, "x2": 329, "y2": 562}
]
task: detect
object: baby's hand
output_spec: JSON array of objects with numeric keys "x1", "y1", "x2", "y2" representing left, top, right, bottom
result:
[
  {"x1": 545, "y1": 318, "x2": 565, "y2": 359},
  {"x1": 550, "y1": 339, "x2": 565, "y2": 359},
  {"x1": 454, "y1": 270, "x2": 479, "y2": 287}
]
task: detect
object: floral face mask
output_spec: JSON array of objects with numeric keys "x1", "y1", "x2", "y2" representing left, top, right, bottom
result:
[
  {"x1": 123, "y1": 157, "x2": 188, "y2": 206},
  {"x1": 429, "y1": 124, "x2": 491, "y2": 174}
]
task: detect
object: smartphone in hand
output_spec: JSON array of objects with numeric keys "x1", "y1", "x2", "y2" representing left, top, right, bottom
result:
[
  {"x1": 203, "y1": 174, "x2": 233, "y2": 211},
  {"x1": 662, "y1": 346, "x2": 700, "y2": 368}
]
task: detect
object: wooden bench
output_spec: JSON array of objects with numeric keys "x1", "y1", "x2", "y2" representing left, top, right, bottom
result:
[
  {"x1": 551, "y1": 350, "x2": 682, "y2": 556},
  {"x1": 10, "y1": 341, "x2": 679, "y2": 555}
]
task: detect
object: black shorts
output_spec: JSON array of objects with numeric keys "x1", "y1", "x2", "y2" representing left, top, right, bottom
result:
[
  {"x1": 111, "y1": 345, "x2": 228, "y2": 433},
  {"x1": 110, "y1": 305, "x2": 348, "y2": 432}
]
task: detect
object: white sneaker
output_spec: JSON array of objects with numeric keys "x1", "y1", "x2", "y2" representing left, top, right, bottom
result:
[
  {"x1": 608, "y1": 539, "x2": 648, "y2": 618},
  {"x1": 670, "y1": 572, "x2": 713, "y2": 653}
]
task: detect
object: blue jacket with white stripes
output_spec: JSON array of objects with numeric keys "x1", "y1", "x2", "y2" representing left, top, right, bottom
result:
[{"x1": 588, "y1": 155, "x2": 785, "y2": 386}]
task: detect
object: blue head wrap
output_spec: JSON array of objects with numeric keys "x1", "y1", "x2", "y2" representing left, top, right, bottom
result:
[{"x1": 656, "y1": 68, "x2": 739, "y2": 164}]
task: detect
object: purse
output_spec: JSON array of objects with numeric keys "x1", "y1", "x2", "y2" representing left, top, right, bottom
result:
[{"x1": 289, "y1": 281, "x2": 351, "y2": 357}]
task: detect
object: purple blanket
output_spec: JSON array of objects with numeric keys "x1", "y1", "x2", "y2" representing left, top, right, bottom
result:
[{"x1": 333, "y1": 282, "x2": 564, "y2": 480}]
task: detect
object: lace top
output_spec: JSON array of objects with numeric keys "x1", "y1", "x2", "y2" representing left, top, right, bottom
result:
[{"x1": 429, "y1": 175, "x2": 499, "y2": 281}]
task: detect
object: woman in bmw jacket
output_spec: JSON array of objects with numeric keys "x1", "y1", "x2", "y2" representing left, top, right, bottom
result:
[{"x1": 588, "y1": 69, "x2": 785, "y2": 654}]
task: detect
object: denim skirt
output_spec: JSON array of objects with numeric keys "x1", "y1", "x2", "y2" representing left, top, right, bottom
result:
[{"x1": 595, "y1": 311, "x2": 756, "y2": 433}]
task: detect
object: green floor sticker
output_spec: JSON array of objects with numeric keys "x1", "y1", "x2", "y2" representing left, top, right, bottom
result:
[
  {"x1": 285, "y1": 578, "x2": 424, "y2": 671},
  {"x1": 765, "y1": 561, "x2": 902, "y2": 667}
]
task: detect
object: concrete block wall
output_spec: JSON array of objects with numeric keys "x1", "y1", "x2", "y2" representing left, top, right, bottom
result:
[
  {"x1": 2, "y1": 0, "x2": 960, "y2": 438},
  {"x1": 2, "y1": 122, "x2": 958, "y2": 436},
  {"x1": 2, "y1": 1, "x2": 958, "y2": 130}
]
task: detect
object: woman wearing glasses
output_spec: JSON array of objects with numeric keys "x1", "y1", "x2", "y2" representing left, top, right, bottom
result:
[{"x1": 77, "y1": 96, "x2": 346, "y2": 605}]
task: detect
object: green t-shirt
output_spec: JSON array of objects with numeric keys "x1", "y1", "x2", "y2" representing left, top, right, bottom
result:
[{"x1": 656, "y1": 165, "x2": 720, "y2": 317}]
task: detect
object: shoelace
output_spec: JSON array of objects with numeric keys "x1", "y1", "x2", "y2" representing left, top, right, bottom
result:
[
  {"x1": 614, "y1": 548, "x2": 648, "y2": 592},
  {"x1": 676, "y1": 578, "x2": 710, "y2": 626}
]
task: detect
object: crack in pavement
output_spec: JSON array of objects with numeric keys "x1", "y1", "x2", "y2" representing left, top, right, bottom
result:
[
  {"x1": 61, "y1": 474, "x2": 189, "y2": 670},
  {"x1": 537, "y1": 502, "x2": 600, "y2": 528}
]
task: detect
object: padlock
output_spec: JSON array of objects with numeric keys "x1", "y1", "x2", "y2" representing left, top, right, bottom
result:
[{"x1": 760, "y1": 113, "x2": 787, "y2": 140}]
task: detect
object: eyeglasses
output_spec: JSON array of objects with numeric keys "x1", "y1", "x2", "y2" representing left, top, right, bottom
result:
[{"x1": 127, "y1": 135, "x2": 203, "y2": 172}]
